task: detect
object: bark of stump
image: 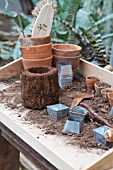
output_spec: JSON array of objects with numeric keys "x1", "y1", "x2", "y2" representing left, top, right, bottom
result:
[
  {"x1": 0, "y1": 135, "x2": 19, "y2": 170},
  {"x1": 20, "y1": 66, "x2": 60, "y2": 109}
]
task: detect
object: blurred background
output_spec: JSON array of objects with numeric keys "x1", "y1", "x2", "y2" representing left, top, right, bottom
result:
[{"x1": 0, "y1": 0, "x2": 113, "y2": 67}]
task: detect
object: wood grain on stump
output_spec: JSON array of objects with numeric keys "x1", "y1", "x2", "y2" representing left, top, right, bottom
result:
[{"x1": 21, "y1": 66, "x2": 59, "y2": 109}]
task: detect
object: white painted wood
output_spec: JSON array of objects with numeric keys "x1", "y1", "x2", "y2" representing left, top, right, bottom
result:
[
  {"x1": 78, "y1": 59, "x2": 113, "y2": 87},
  {"x1": 0, "y1": 58, "x2": 23, "y2": 80},
  {"x1": 32, "y1": 4, "x2": 54, "y2": 38},
  {"x1": 85, "y1": 148, "x2": 113, "y2": 170},
  {"x1": 0, "y1": 111, "x2": 75, "y2": 170}
]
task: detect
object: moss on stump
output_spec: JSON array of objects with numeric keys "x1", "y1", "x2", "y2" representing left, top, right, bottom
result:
[{"x1": 20, "y1": 66, "x2": 59, "y2": 109}]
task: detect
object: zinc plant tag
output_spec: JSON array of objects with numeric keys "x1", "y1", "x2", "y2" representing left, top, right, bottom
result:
[
  {"x1": 47, "y1": 104, "x2": 69, "y2": 120},
  {"x1": 57, "y1": 62, "x2": 73, "y2": 89},
  {"x1": 32, "y1": 4, "x2": 54, "y2": 37},
  {"x1": 93, "y1": 126, "x2": 113, "y2": 146},
  {"x1": 63, "y1": 115, "x2": 84, "y2": 134}
]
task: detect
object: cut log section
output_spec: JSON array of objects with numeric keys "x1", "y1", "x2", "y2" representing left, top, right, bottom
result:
[{"x1": 20, "y1": 66, "x2": 59, "y2": 109}]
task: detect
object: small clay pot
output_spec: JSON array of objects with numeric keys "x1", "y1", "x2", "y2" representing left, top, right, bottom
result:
[
  {"x1": 86, "y1": 76, "x2": 100, "y2": 90},
  {"x1": 104, "y1": 65, "x2": 113, "y2": 72},
  {"x1": 101, "y1": 88, "x2": 113, "y2": 99},
  {"x1": 52, "y1": 44, "x2": 82, "y2": 57},
  {"x1": 94, "y1": 82, "x2": 111, "y2": 96},
  {"x1": 108, "y1": 92, "x2": 113, "y2": 107},
  {"x1": 20, "y1": 35, "x2": 51, "y2": 46},
  {"x1": 105, "y1": 128, "x2": 113, "y2": 142},
  {"x1": 22, "y1": 56, "x2": 53, "y2": 69},
  {"x1": 20, "y1": 43, "x2": 52, "y2": 55},
  {"x1": 53, "y1": 55, "x2": 80, "y2": 76}
]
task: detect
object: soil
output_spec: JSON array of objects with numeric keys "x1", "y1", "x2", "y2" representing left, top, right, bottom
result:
[
  {"x1": 95, "y1": 82, "x2": 110, "y2": 88},
  {"x1": 0, "y1": 73, "x2": 113, "y2": 150}
]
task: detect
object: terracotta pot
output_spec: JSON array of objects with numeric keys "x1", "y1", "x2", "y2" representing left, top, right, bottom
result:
[
  {"x1": 104, "y1": 65, "x2": 113, "y2": 72},
  {"x1": 108, "y1": 92, "x2": 113, "y2": 107},
  {"x1": 86, "y1": 76, "x2": 100, "y2": 90},
  {"x1": 22, "y1": 56, "x2": 53, "y2": 69},
  {"x1": 52, "y1": 44, "x2": 82, "y2": 57},
  {"x1": 20, "y1": 43, "x2": 52, "y2": 55},
  {"x1": 101, "y1": 88, "x2": 113, "y2": 99},
  {"x1": 53, "y1": 55, "x2": 80, "y2": 76},
  {"x1": 94, "y1": 82, "x2": 111, "y2": 96},
  {"x1": 20, "y1": 35, "x2": 51, "y2": 46},
  {"x1": 22, "y1": 53, "x2": 51, "y2": 60},
  {"x1": 105, "y1": 128, "x2": 113, "y2": 142}
]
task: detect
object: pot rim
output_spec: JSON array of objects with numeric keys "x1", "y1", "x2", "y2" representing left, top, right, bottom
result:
[
  {"x1": 22, "y1": 56, "x2": 53, "y2": 62},
  {"x1": 94, "y1": 81, "x2": 110, "y2": 87},
  {"x1": 86, "y1": 75, "x2": 99, "y2": 80},
  {"x1": 52, "y1": 44, "x2": 82, "y2": 52},
  {"x1": 101, "y1": 88, "x2": 113, "y2": 93},
  {"x1": 24, "y1": 66, "x2": 56, "y2": 76},
  {"x1": 53, "y1": 55, "x2": 80, "y2": 59},
  {"x1": 108, "y1": 91, "x2": 113, "y2": 98},
  {"x1": 20, "y1": 42, "x2": 52, "y2": 49},
  {"x1": 19, "y1": 35, "x2": 51, "y2": 40}
]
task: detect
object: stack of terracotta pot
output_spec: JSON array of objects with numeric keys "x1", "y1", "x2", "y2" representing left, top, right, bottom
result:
[
  {"x1": 20, "y1": 35, "x2": 52, "y2": 69},
  {"x1": 52, "y1": 44, "x2": 81, "y2": 76}
]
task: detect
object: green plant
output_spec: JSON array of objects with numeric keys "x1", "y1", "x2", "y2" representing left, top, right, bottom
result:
[
  {"x1": 1, "y1": 0, "x2": 113, "y2": 66},
  {"x1": 0, "y1": 8, "x2": 31, "y2": 61},
  {"x1": 52, "y1": 0, "x2": 113, "y2": 65}
]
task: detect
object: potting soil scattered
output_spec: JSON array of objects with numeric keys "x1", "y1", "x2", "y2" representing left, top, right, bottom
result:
[{"x1": 0, "y1": 74, "x2": 113, "y2": 150}]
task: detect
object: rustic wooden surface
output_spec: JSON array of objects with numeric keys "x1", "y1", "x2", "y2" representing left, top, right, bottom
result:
[
  {"x1": 0, "y1": 58, "x2": 24, "y2": 80},
  {"x1": 85, "y1": 148, "x2": 113, "y2": 170},
  {"x1": 0, "y1": 134, "x2": 19, "y2": 170}
]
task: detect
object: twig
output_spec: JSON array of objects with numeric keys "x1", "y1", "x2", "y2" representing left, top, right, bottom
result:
[
  {"x1": 80, "y1": 102, "x2": 113, "y2": 128},
  {"x1": 16, "y1": 28, "x2": 23, "y2": 37},
  {"x1": 17, "y1": 14, "x2": 25, "y2": 37}
]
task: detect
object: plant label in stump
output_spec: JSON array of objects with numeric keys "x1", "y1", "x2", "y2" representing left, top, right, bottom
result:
[{"x1": 32, "y1": 4, "x2": 54, "y2": 37}]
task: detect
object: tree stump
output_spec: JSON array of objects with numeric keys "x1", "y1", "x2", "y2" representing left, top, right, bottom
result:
[{"x1": 20, "y1": 66, "x2": 59, "y2": 109}]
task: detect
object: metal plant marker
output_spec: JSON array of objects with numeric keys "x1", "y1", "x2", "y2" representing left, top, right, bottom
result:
[
  {"x1": 109, "y1": 106, "x2": 113, "y2": 115},
  {"x1": 47, "y1": 104, "x2": 69, "y2": 120},
  {"x1": 63, "y1": 115, "x2": 84, "y2": 134},
  {"x1": 57, "y1": 62, "x2": 73, "y2": 89},
  {"x1": 93, "y1": 126, "x2": 113, "y2": 146},
  {"x1": 69, "y1": 106, "x2": 88, "y2": 120}
]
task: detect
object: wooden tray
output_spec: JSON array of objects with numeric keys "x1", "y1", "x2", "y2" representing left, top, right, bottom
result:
[{"x1": 0, "y1": 58, "x2": 113, "y2": 170}]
